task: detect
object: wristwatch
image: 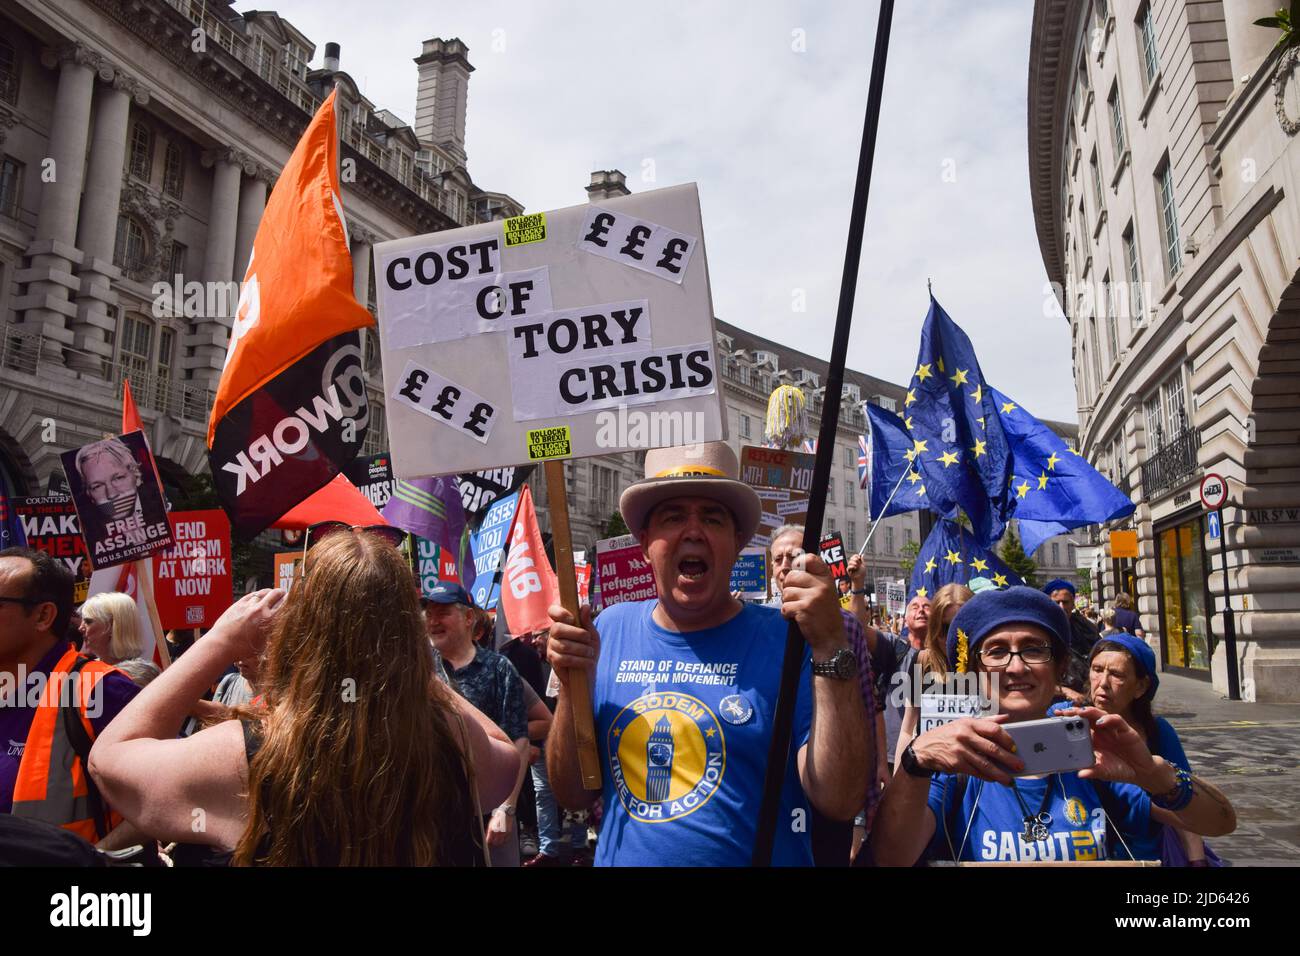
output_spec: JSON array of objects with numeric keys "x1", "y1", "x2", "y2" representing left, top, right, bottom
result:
[
  {"x1": 811, "y1": 647, "x2": 857, "y2": 680},
  {"x1": 850, "y1": 588, "x2": 869, "y2": 595},
  {"x1": 900, "y1": 740, "x2": 931, "y2": 779}
]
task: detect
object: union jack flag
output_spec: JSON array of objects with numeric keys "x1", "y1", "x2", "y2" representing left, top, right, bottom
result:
[{"x1": 857, "y1": 435, "x2": 870, "y2": 490}]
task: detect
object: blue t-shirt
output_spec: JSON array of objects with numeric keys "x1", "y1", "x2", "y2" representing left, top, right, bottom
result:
[
  {"x1": 591, "y1": 600, "x2": 814, "y2": 867},
  {"x1": 925, "y1": 771, "x2": 1151, "y2": 862}
]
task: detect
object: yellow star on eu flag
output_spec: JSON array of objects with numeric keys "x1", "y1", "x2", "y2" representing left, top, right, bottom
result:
[
  {"x1": 904, "y1": 416, "x2": 914, "y2": 431},
  {"x1": 938, "y1": 449, "x2": 960, "y2": 467},
  {"x1": 1046, "y1": 452, "x2": 1060, "y2": 471},
  {"x1": 1037, "y1": 471, "x2": 1049, "y2": 490},
  {"x1": 992, "y1": 573, "x2": 1008, "y2": 587},
  {"x1": 1067, "y1": 445, "x2": 1083, "y2": 456},
  {"x1": 1016, "y1": 480, "x2": 1031, "y2": 498},
  {"x1": 912, "y1": 439, "x2": 928, "y2": 455},
  {"x1": 917, "y1": 484, "x2": 927, "y2": 496},
  {"x1": 970, "y1": 558, "x2": 989, "y2": 573},
  {"x1": 977, "y1": 416, "x2": 986, "y2": 429},
  {"x1": 905, "y1": 389, "x2": 917, "y2": 407},
  {"x1": 907, "y1": 469, "x2": 921, "y2": 484},
  {"x1": 945, "y1": 549, "x2": 962, "y2": 565},
  {"x1": 924, "y1": 557, "x2": 937, "y2": 573},
  {"x1": 971, "y1": 439, "x2": 987, "y2": 458},
  {"x1": 916, "y1": 587, "x2": 928, "y2": 599},
  {"x1": 949, "y1": 368, "x2": 969, "y2": 387},
  {"x1": 1001, "y1": 401, "x2": 1017, "y2": 414},
  {"x1": 937, "y1": 356, "x2": 945, "y2": 374},
  {"x1": 970, "y1": 383, "x2": 983, "y2": 403},
  {"x1": 915, "y1": 364, "x2": 932, "y2": 383}
]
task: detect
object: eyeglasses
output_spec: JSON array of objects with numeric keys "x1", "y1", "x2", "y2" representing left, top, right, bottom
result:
[{"x1": 977, "y1": 644, "x2": 1054, "y2": 667}]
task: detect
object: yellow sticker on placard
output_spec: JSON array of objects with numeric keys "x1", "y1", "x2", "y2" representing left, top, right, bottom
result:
[
  {"x1": 527, "y1": 425, "x2": 572, "y2": 461},
  {"x1": 504, "y1": 212, "x2": 547, "y2": 247}
]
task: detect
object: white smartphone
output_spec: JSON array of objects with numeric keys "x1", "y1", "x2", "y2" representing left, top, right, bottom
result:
[{"x1": 1004, "y1": 716, "x2": 1095, "y2": 777}]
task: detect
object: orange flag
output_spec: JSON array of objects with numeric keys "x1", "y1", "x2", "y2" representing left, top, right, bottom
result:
[
  {"x1": 498, "y1": 486, "x2": 559, "y2": 636},
  {"x1": 122, "y1": 378, "x2": 143, "y2": 433},
  {"x1": 207, "y1": 90, "x2": 373, "y2": 538}
]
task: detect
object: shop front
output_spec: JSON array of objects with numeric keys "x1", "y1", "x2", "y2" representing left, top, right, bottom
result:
[{"x1": 1154, "y1": 510, "x2": 1214, "y2": 677}]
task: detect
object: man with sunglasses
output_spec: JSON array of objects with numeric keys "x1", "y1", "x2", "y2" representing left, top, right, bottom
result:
[{"x1": 0, "y1": 548, "x2": 139, "y2": 843}]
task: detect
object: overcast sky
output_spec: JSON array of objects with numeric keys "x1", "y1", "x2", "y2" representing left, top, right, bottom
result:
[{"x1": 240, "y1": 0, "x2": 1079, "y2": 422}]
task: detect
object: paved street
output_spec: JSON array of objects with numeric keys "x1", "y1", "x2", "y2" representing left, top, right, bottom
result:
[{"x1": 1158, "y1": 674, "x2": 1300, "y2": 866}]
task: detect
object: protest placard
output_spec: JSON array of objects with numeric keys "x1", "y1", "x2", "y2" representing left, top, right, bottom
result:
[
  {"x1": 593, "y1": 534, "x2": 657, "y2": 611},
  {"x1": 15, "y1": 495, "x2": 92, "y2": 602},
  {"x1": 575, "y1": 562, "x2": 591, "y2": 605},
  {"x1": 730, "y1": 547, "x2": 768, "y2": 599},
  {"x1": 374, "y1": 184, "x2": 726, "y2": 478},
  {"x1": 467, "y1": 490, "x2": 520, "y2": 609},
  {"x1": 739, "y1": 445, "x2": 812, "y2": 546},
  {"x1": 274, "y1": 551, "x2": 302, "y2": 592},
  {"x1": 150, "y1": 510, "x2": 233, "y2": 629},
  {"x1": 60, "y1": 431, "x2": 173, "y2": 571},
  {"x1": 343, "y1": 453, "x2": 394, "y2": 510},
  {"x1": 819, "y1": 531, "x2": 847, "y2": 581}
]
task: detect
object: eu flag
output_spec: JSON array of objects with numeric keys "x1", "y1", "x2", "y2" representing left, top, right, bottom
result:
[
  {"x1": 908, "y1": 518, "x2": 1023, "y2": 600},
  {"x1": 860, "y1": 403, "x2": 929, "y2": 519},
  {"x1": 990, "y1": 386, "x2": 1136, "y2": 555},
  {"x1": 904, "y1": 297, "x2": 1014, "y2": 546}
]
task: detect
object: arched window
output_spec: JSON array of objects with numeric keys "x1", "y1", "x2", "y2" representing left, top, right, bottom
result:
[{"x1": 129, "y1": 122, "x2": 153, "y2": 181}]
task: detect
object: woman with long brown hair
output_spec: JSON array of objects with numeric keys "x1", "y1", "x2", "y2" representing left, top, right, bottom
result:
[
  {"x1": 88, "y1": 530, "x2": 520, "y2": 865},
  {"x1": 892, "y1": 583, "x2": 974, "y2": 768}
]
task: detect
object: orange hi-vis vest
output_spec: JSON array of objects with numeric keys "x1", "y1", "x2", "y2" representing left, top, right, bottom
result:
[{"x1": 12, "y1": 647, "x2": 124, "y2": 843}]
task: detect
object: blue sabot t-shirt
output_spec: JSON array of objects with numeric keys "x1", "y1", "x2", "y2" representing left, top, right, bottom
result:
[{"x1": 591, "y1": 600, "x2": 813, "y2": 867}]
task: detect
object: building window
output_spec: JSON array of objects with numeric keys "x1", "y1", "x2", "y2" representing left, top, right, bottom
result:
[
  {"x1": 592, "y1": 464, "x2": 616, "y2": 517},
  {"x1": 1095, "y1": 0, "x2": 1109, "y2": 23},
  {"x1": 866, "y1": 532, "x2": 875, "y2": 555},
  {"x1": 1089, "y1": 317, "x2": 1103, "y2": 384},
  {"x1": 826, "y1": 516, "x2": 836, "y2": 533},
  {"x1": 827, "y1": 477, "x2": 835, "y2": 503},
  {"x1": 886, "y1": 526, "x2": 895, "y2": 555},
  {"x1": 846, "y1": 481, "x2": 855, "y2": 507},
  {"x1": 1122, "y1": 221, "x2": 1144, "y2": 322},
  {"x1": 1157, "y1": 159, "x2": 1182, "y2": 277},
  {"x1": 905, "y1": 528, "x2": 913, "y2": 546},
  {"x1": 367, "y1": 267, "x2": 377, "y2": 313},
  {"x1": 1079, "y1": 342, "x2": 1091, "y2": 404},
  {"x1": 1069, "y1": 543, "x2": 1078, "y2": 566},
  {"x1": 1107, "y1": 84, "x2": 1126, "y2": 162},
  {"x1": 162, "y1": 142, "x2": 185, "y2": 199},
  {"x1": 155, "y1": 326, "x2": 175, "y2": 406},
  {"x1": 129, "y1": 123, "x2": 153, "y2": 181},
  {"x1": 1138, "y1": 3, "x2": 1160, "y2": 88},
  {"x1": 847, "y1": 520, "x2": 856, "y2": 552},
  {"x1": 843, "y1": 445, "x2": 854, "y2": 469},
  {"x1": 167, "y1": 241, "x2": 186, "y2": 280},
  {"x1": 1079, "y1": 196, "x2": 1089, "y2": 245},
  {"x1": 1090, "y1": 150, "x2": 1104, "y2": 209},
  {"x1": 1052, "y1": 542, "x2": 1061, "y2": 565},
  {"x1": 740, "y1": 413, "x2": 752, "y2": 440},
  {"x1": 114, "y1": 215, "x2": 149, "y2": 274},
  {"x1": 1102, "y1": 273, "x2": 1118, "y2": 362},
  {"x1": 0, "y1": 156, "x2": 21, "y2": 219},
  {"x1": 119, "y1": 313, "x2": 154, "y2": 386},
  {"x1": 0, "y1": 38, "x2": 18, "y2": 105}
]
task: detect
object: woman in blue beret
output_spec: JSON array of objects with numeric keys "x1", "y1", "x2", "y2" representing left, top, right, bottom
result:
[
  {"x1": 871, "y1": 586, "x2": 1237, "y2": 865},
  {"x1": 1051, "y1": 635, "x2": 1220, "y2": 866}
]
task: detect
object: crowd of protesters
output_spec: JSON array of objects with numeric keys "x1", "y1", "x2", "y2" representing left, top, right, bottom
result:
[{"x1": 0, "y1": 442, "x2": 1237, "y2": 867}]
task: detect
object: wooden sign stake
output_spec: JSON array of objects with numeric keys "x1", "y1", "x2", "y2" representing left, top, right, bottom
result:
[
  {"x1": 134, "y1": 558, "x2": 172, "y2": 669},
  {"x1": 543, "y1": 459, "x2": 602, "y2": 790}
]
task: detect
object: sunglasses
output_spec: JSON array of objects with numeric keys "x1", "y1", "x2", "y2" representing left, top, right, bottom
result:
[{"x1": 304, "y1": 522, "x2": 410, "y2": 552}]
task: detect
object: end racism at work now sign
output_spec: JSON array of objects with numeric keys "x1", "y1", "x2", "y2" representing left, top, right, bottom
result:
[
  {"x1": 150, "y1": 510, "x2": 233, "y2": 629},
  {"x1": 374, "y1": 184, "x2": 727, "y2": 480}
]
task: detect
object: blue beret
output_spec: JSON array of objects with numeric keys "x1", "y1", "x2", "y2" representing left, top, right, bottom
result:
[
  {"x1": 1043, "y1": 578, "x2": 1076, "y2": 596},
  {"x1": 1093, "y1": 633, "x2": 1159, "y2": 701},
  {"x1": 947, "y1": 586, "x2": 1071, "y2": 672}
]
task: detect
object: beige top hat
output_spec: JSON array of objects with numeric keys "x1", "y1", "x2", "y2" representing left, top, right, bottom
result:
[{"x1": 618, "y1": 442, "x2": 762, "y2": 544}]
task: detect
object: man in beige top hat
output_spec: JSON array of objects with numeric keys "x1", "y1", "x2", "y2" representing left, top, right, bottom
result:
[{"x1": 546, "y1": 441, "x2": 871, "y2": 866}]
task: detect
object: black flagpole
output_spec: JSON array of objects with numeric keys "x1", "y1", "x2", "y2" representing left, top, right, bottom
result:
[{"x1": 751, "y1": 0, "x2": 896, "y2": 866}]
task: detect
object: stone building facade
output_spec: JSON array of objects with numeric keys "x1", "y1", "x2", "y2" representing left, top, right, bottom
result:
[
  {"x1": 1029, "y1": 0, "x2": 1300, "y2": 700},
  {"x1": 0, "y1": 0, "x2": 520, "y2": 507}
]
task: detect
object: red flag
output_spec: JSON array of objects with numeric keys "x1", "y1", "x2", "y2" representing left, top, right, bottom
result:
[
  {"x1": 498, "y1": 486, "x2": 559, "y2": 635},
  {"x1": 271, "y1": 473, "x2": 388, "y2": 531},
  {"x1": 121, "y1": 379, "x2": 143, "y2": 433},
  {"x1": 207, "y1": 90, "x2": 373, "y2": 539}
]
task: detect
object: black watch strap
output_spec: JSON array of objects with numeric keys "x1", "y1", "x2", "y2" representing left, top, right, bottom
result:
[{"x1": 901, "y1": 740, "x2": 931, "y2": 779}]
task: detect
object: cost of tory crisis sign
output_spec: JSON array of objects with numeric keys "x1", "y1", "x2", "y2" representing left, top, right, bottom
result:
[{"x1": 374, "y1": 184, "x2": 727, "y2": 480}]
